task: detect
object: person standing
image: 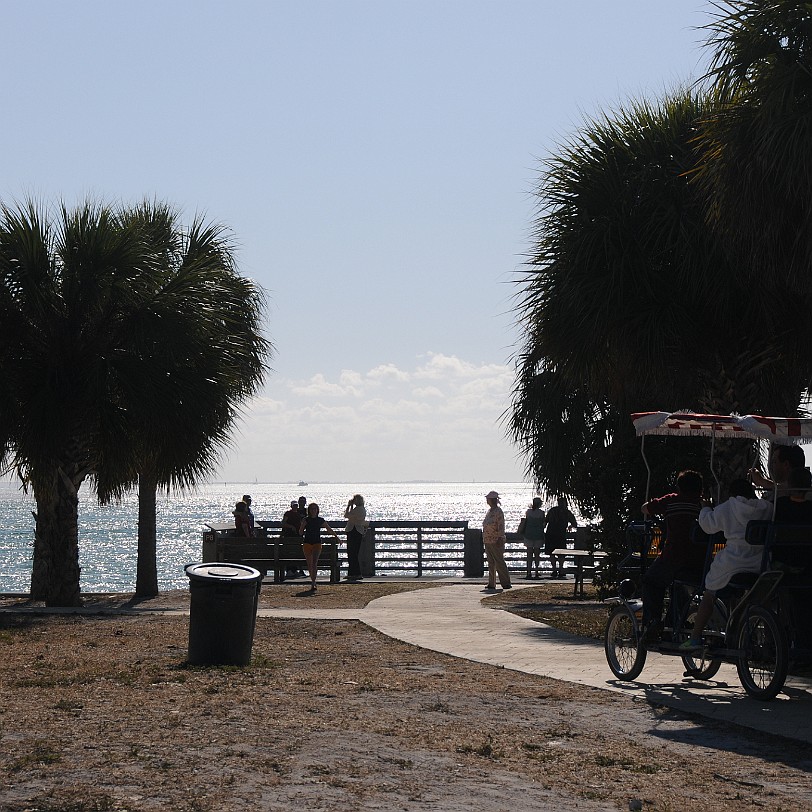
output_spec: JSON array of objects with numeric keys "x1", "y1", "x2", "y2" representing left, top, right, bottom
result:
[
  {"x1": 293, "y1": 496, "x2": 308, "y2": 577},
  {"x1": 279, "y1": 500, "x2": 302, "y2": 583},
  {"x1": 344, "y1": 494, "x2": 367, "y2": 581},
  {"x1": 521, "y1": 497, "x2": 546, "y2": 579},
  {"x1": 544, "y1": 497, "x2": 577, "y2": 578},
  {"x1": 301, "y1": 503, "x2": 339, "y2": 592},
  {"x1": 483, "y1": 490, "x2": 511, "y2": 590},
  {"x1": 242, "y1": 494, "x2": 256, "y2": 536}
]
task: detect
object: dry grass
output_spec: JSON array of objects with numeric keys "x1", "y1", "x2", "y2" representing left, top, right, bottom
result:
[
  {"x1": 483, "y1": 579, "x2": 608, "y2": 638},
  {"x1": 0, "y1": 583, "x2": 810, "y2": 811}
]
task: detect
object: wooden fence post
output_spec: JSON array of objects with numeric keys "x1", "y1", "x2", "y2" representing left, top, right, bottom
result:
[{"x1": 360, "y1": 527, "x2": 375, "y2": 577}]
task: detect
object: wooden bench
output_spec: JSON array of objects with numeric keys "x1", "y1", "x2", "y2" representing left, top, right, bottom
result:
[
  {"x1": 550, "y1": 548, "x2": 607, "y2": 597},
  {"x1": 215, "y1": 537, "x2": 340, "y2": 584}
]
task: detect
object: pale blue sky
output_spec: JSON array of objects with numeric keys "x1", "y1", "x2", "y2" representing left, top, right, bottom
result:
[{"x1": 1, "y1": 1, "x2": 714, "y2": 482}]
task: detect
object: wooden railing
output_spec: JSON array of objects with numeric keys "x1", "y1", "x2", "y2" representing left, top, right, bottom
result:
[
  {"x1": 203, "y1": 520, "x2": 587, "y2": 578},
  {"x1": 363, "y1": 521, "x2": 469, "y2": 576}
]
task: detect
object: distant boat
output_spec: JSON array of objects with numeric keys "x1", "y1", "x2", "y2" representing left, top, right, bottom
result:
[{"x1": 298, "y1": 480, "x2": 308, "y2": 487}]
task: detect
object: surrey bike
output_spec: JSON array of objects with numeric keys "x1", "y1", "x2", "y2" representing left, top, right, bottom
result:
[{"x1": 603, "y1": 411, "x2": 812, "y2": 700}]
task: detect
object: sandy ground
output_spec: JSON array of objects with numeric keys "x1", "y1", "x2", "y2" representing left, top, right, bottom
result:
[{"x1": 0, "y1": 583, "x2": 810, "y2": 811}]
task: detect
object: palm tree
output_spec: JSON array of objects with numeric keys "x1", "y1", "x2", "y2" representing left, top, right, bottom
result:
[
  {"x1": 509, "y1": 90, "x2": 805, "y2": 529},
  {"x1": 114, "y1": 202, "x2": 270, "y2": 598},
  {"x1": 695, "y1": 1, "x2": 812, "y2": 295},
  {"x1": 0, "y1": 200, "x2": 270, "y2": 605},
  {"x1": 0, "y1": 201, "x2": 156, "y2": 605}
]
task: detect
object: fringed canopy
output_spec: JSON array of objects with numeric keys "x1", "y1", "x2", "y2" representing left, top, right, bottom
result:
[{"x1": 631, "y1": 412, "x2": 812, "y2": 444}]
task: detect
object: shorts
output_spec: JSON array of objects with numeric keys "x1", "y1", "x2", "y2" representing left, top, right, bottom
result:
[
  {"x1": 523, "y1": 539, "x2": 544, "y2": 550},
  {"x1": 302, "y1": 543, "x2": 322, "y2": 556},
  {"x1": 704, "y1": 546, "x2": 763, "y2": 592}
]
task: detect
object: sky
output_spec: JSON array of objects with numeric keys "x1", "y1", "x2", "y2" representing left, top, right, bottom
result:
[{"x1": 0, "y1": 1, "x2": 716, "y2": 483}]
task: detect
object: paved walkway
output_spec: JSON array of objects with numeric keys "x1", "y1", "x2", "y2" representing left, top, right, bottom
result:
[{"x1": 258, "y1": 582, "x2": 812, "y2": 745}]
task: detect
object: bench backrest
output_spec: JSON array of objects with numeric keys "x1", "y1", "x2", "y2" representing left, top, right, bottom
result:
[
  {"x1": 745, "y1": 519, "x2": 812, "y2": 573},
  {"x1": 216, "y1": 538, "x2": 337, "y2": 562}
]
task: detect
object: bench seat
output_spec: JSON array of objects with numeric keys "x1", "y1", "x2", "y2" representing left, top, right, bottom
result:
[{"x1": 215, "y1": 537, "x2": 340, "y2": 584}]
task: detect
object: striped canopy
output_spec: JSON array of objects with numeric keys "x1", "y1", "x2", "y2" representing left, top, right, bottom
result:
[{"x1": 631, "y1": 412, "x2": 812, "y2": 444}]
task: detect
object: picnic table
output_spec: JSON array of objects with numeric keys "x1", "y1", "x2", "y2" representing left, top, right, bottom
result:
[{"x1": 550, "y1": 548, "x2": 607, "y2": 598}]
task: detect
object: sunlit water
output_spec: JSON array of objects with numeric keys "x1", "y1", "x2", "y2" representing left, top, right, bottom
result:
[{"x1": 0, "y1": 481, "x2": 542, "y2": 593}]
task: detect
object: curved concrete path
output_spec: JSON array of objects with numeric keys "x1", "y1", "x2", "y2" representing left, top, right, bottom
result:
[{"x1": 259, "y1": 582, "x2": 812, "y2": 745}]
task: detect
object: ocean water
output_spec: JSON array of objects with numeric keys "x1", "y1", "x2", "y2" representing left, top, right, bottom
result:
[{"x1": 0, "y1": 481, "x2": 541, "y2": 593}]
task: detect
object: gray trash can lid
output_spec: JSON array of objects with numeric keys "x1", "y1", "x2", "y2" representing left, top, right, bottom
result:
[{"x1": 185, "y1": 562, "x2": 261, "y2": 582}]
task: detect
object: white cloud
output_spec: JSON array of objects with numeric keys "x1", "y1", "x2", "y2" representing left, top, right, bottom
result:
[
  {"x1": 411, "y1": 386, "x2": 443, "y2": 399},
  {"x1": 217, "y1": 353, "x2": 525, "y2": 482},
  {"x1": 290, "y1": 373, "x2": 360, "y2": 398},
  {"x1": 339, "y1": 369, "x2": 363, "y2": 387},
  {"x1": 366, "y1": 363, "x2": 410, "y2": 383}
]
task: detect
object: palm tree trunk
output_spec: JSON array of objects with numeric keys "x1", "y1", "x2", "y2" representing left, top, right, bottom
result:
[
  {"x1": 136, "y1": 470, "x2": 159, "y2": 598},
  {"x1": 30, "y1": 511, "x2": 48, "y2": 601},
  {"x1": 32, "y1": 467, "x2": 83, "y2": 607}
]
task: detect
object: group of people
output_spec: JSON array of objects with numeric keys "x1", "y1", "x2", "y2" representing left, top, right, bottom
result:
[
  {"x1": 639, "y1": 444, "x2": 812, "y2": 649},
  {"x1": 232, "y1": 493, "x2": 368, "y2": 591},
  {"x1": 482, "y1": 491, "x2": 578, "y2": 591}
]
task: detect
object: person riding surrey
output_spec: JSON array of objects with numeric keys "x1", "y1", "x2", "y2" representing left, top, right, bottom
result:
[
  {"x1": 302, "y1": 502, "x2": 339, "y2": 592},
  {"x1": 544, "y1": 497, "x2": 577, "y2": 578},
  {"x1": 639, "y1": 470, "x2": 705, "y2": 644},
  {"x1": 749, "y1": 443, "x2": 807, "y2": 498},
  {"x1": 521, "y1": 497, "x2": 546, "y2": 579},
  {"x1": 680, "y1": 478, "x2": 773, "y2": 650},
  {"x1": 233, "y1": 501, "x2": 253, "y2": 538},
  {"x1": 483, "y1": 490, "x2": 511, "y2": 590},
  {"x1": 773, "y1": 466, "x2": 812, "y2": 574},
  {"x1": 344, "y1": 494, "x2": 367, "y2": 581}
]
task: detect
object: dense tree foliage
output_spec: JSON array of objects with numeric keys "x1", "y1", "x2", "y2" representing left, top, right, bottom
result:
[
  {"x1": 0, "y1": 201, "x2": 270, "y2": 605},
  {"x1": 510, "y1": 2, "x2": 812, "y2": 551}
]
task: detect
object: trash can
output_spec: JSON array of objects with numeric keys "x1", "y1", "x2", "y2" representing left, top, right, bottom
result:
[{"x1": 185, "y1": 562, "x2": 262, "y2": 666}]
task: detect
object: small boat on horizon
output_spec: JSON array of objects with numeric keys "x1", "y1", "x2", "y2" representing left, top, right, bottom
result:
[{"x1": 298, "y1": 480, "x2": 308, "y2": 487}]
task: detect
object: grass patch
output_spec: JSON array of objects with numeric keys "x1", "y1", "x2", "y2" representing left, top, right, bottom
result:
[
  {"x1": 8, "y1": 742, "x2": 61, "y2": 773},
  {"x1": 457, "y1": 735, "x2": 499, "y2": 758}
]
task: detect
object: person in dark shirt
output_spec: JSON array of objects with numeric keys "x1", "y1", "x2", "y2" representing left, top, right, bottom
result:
[
  {"x1": 544, "y1": 498, "x2": 577, "y2": 578},
  {"x1": 301, "y1": 502, "x2": 339, "y2": 591},
  {"x1": 233, "y1": 501, "x2": 253, "y2": 538},
  {"x1": 774, "y1": 466, "x2": 812, "y2": 573},
  {"x1": 281, "y1": 501, "x2": 303, "y2": 537},
  {"x1": 640, "y1": 470, "x2": 705, "y2": 642}
]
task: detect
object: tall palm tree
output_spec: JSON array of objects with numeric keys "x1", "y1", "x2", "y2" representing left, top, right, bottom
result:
[
  {"x1": 0, "y1": 200, "x2": 270, "y2": 605},
  {"x1": 113, "y1": 202, "x2": 270, "y2": 598},
  {"x1": 0, "y1": 202, "x2": 157, "y2": 605},
  {"x1": 509, "y1": 90, "x2": 805, "y2": 529}
]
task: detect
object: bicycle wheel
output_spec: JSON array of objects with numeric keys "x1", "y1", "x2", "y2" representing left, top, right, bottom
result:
[
  {"x1": 679, "y1": 598, "x2": 724, "y2": 680},
  {"x1": 736, "y1": 606, "x2": 788, "y2": 700},
  {"x1": 604, "y1": 605, "x2": 646, "y2": 680}
]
